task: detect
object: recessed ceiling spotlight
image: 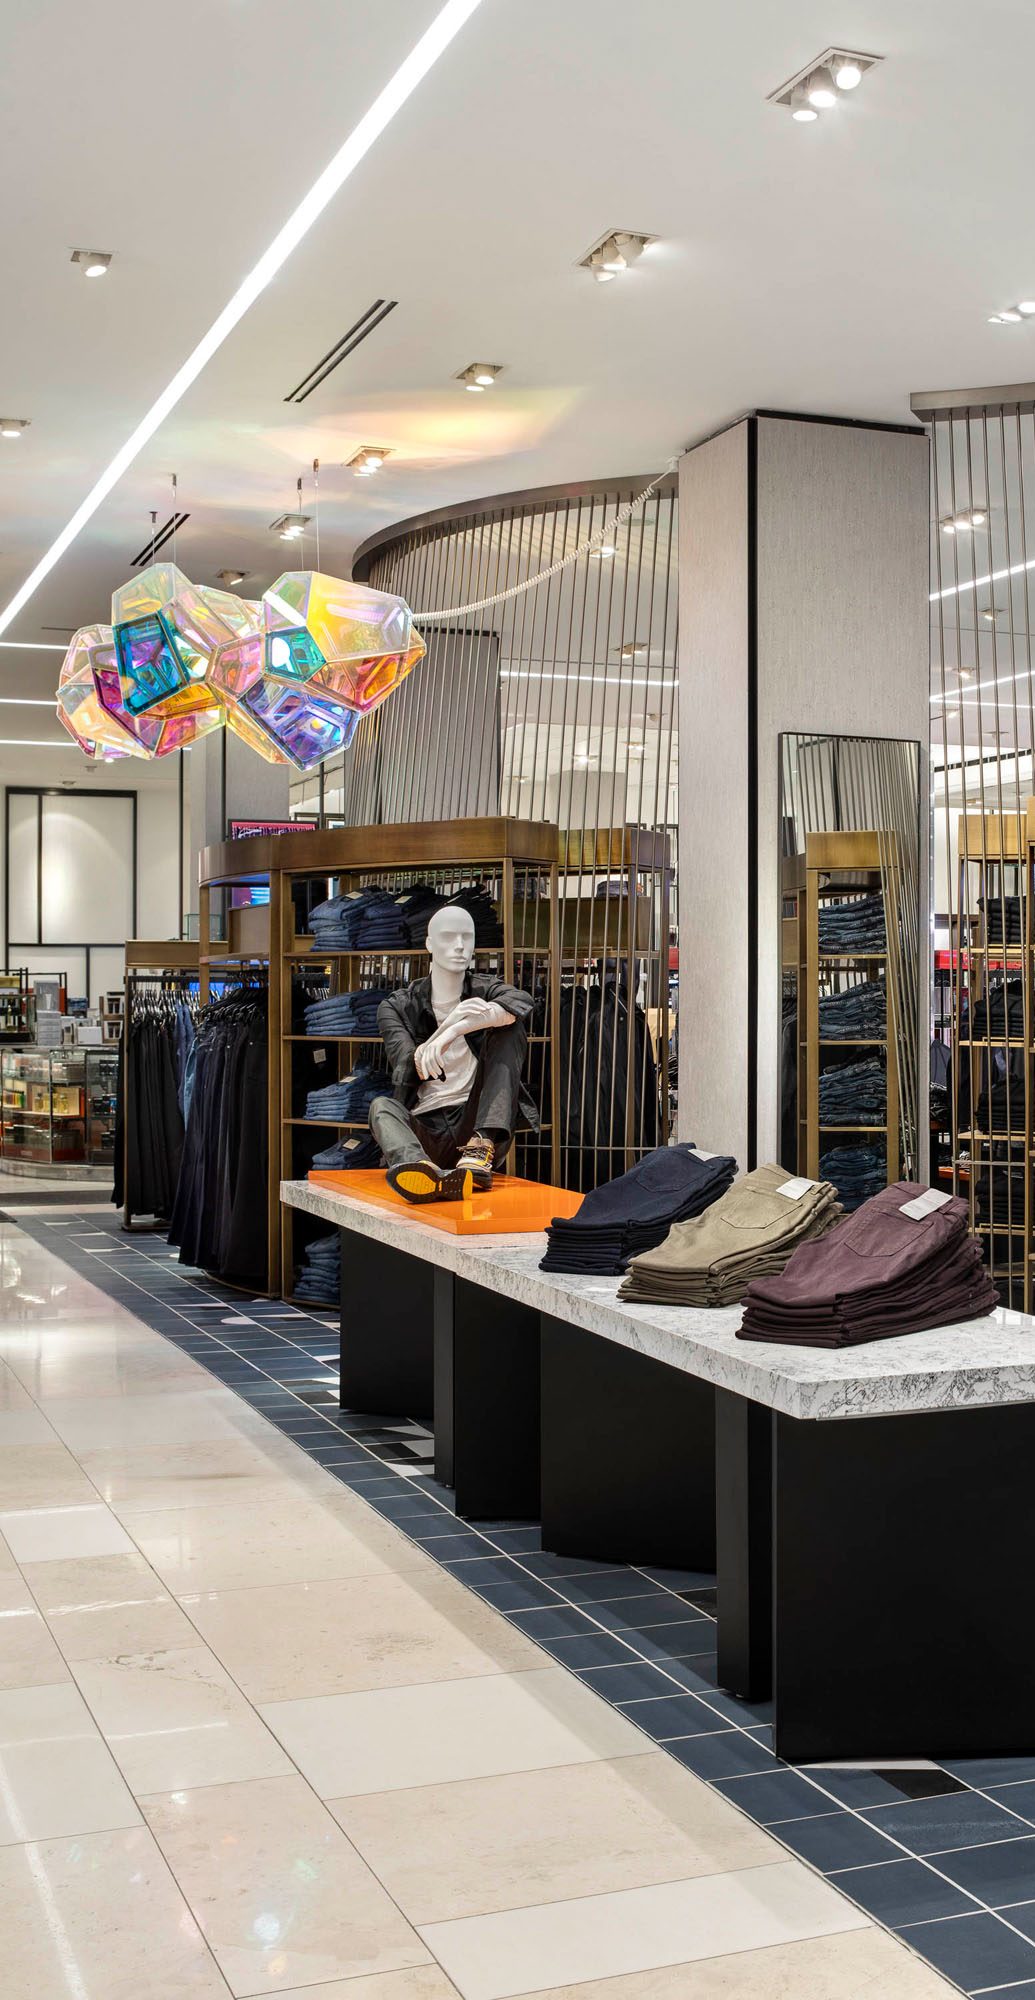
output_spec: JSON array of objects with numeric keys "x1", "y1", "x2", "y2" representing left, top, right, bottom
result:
[
  {"x1": 71, "y1": 249, "x2": 112, "y2": 278},
  {"x1": 0, "y1": 419, "x2": 29, "y2": 439},
  {"x1": 270, "y1": 511, "x2": 310, "y2": 540},
  {"x1": 590, "y1": 543, "x2": 617, "y2": 560},
  {"x1": 807, "y1": 65, "x2": 837, "y2": 108},
  {"x1": 617, "y1": 640, "x2": 648, "y2": 660},
  {"x1": 579, "y1": 231, "x2": 654, "y2": 282},
  {"x1": 941, "y1": 510, "x2": 986, "y2": 534},
  {"x1": 628, "y1": 741, "x2": 645, "y2": 757},
  {"x1": 769, "y1": 47, "x2": 882, "y2": 119},
  {"x1": 348, "y1": 446, "x2": 390, "y2": 476},
  {"x1": 457, "y1": 362, "x2": 502, "y2": 391},
  {"x1": 982, "y1": 605, "x2": 1004, "y2": 622},
  {"x1": 215, "y1": 568, "x2": 246, "y2": 588},
  {"x1": 1019, "y1": 301, "x2": 1035, "y2": 315}
]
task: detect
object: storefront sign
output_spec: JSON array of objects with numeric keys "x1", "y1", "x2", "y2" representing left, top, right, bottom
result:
[{"x1": 227, "y1": 818, "x2": 318, "y2": 839}]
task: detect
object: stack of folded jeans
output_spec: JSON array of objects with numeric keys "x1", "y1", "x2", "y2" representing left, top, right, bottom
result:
[
  {"x1": 311, "y1": 1133, "x2": 383, "y2": 1171},
  {"x1": 972, "y1": 979, "x2": 1025, "y2": 1038},
  {"x1": 619, "y1": 1164, "x2": 842, "y2": 1307},
  {"x1": 819, "y1": 1144, "x2": 887, "y2": 1212},
  {"x1": 976, "y1": 1164, "x2": 1026, "y2": 1230},
  {"x1": 308, "y1": 889, "x2": 388, "y2": 949},
  {"x1": 818, "y1": 1056, "x2": 887, "y2": 1126},
  {"x1": 303, "y1": 988, "x2": 392, "y2": 1037},
  {"x1": 976, "y1": 1073, "x2": 1025, "y2": 1134},
  {"x1": 819, "y1": 893, "x2": 887, "y2": 955},
  {"x1": 979, "y1": 895, "x2": 1024, "y2": 946},
  {"x1": 540, "y1": 1143, "x2": 737, "y2": 1275},
  {"x1": 817, "y1": 981, "x2": 887, "y2": 1041},
  {"x1": 305, "y1": 1064, "x2": 391, "y2": 1123},
  {"x1": 387, "y1": 883, "x2": 505, "y2": 949},
  {"x1": 739, "y1": 1182, "x2": 998, "y2": 1348},
  {"x1": 353, "y1": 896, "x2": 410, "y2": 948},
  {"x1": 294, "y1": 1232, "x2": 340, "y2": 1304}
]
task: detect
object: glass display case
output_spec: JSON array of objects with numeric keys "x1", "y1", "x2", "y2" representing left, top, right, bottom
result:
[{"x1": 1, "y1": 1048, "x2": 118, "y2": 1177}]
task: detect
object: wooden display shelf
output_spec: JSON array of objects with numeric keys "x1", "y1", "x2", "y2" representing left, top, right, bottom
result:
[{"x1": 803, "y1": 830, "x2": 900, "y2": 1183}]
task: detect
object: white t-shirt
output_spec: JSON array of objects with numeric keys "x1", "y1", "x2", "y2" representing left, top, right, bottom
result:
[{"x1": 415, "y1": 995, "x2": 513, "y2": 1117}]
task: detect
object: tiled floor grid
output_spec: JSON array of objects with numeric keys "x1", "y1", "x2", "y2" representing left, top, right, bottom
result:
[{"x1": 2, "y1": 1204, "x2": 1033, "y2": 1995}]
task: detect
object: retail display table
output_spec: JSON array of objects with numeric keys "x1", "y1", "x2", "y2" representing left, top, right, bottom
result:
[{"x1": 282, "y1": 1174, "x2": 1035, "y2": 1761}]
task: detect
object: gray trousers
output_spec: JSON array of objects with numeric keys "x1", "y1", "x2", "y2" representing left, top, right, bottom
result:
[{"x1": 369, "y1": 1020, "x2": 527, "y2": 1170}]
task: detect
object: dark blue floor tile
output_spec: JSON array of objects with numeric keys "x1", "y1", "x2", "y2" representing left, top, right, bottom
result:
[
  {"x1": 975, "y1": 1982, "x2": 1035, "y2": 1997},
  {"x1": 697, "y1": 1688, "x2": 774, "y2": 1728},
  {"x1": 483, "y1": 1527, "x2": 542, "y2": 1553},
  {"x1": 617, "y1": 1693, "x2": 724, "y2": 1743},
  {"x1": 565, "y1": 1576, "x2": 686, "y2": 1608},
  {"x1": 440, "y1": 1558, "x2": 524, "y2": 1588},
  {"x1": 575, "y1": 1662, "x2": 680, "y2": 1703},
  {"x1": 828, "y1": 1858, "x2": 982, "y2": 1927},
  {"x1": 992, "y1": 1900, "x2": 1035, "y2": 1943},
  {"x1": 630, "y1": 1620, "x2": 718, "y2": 1665},
  {"x1": 934, "y1": 1836, "x2": 1035, "y2": 1908},
  {"x1": 898, "y1": 1914, "x2": 1035, "y2": 1991},
  {"x1": 714, "y1": 1767, "x2": 837, "y2": 1824},
  {"x1": 474, "y1": 1576, "x2": 567, "y2": 1613},
  {"x1": 637, "y1": 1652, "x2": 719, "y2": 1693},
  {"x1": 665, "y1": 1730, "x2": 779, "y2": 1781},
  {"x1": 403, "y1": 1531, "x2": 494, "y2": 1561},
  {"x1": 945, "y1": 1759, "x2": 1035, "y2": 1789},
  {"x1": 803, "y1": 1766, "x2": 962, "y2": 1811},
  {"x1": 771, "y1": 1811, "x2": 903, "y2": 1871},
  {"x1": 594, "y1": 1597, "x2": 717, "y2": 1635},
  {"x1": 634, "y1": 1566, "x2": 716, "y2": 1592},
  {"x1": 518, "y1": 1628, "x2": 633, "y2": 1670},
  {"x1": 515, "y1": 1552, "x2": 628, "y2": 1582},
  {"x1": 978, "y1": 1781, "x2": 1035, "y2": 1831},
  {"x1": 862, "y1": 1791, "x2": 1035, "y2": 1855}
]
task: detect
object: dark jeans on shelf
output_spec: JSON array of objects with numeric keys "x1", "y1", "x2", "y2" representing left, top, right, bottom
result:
[{"x1": 369, "y1": 1019, "x2": 527, "y2": 1171}]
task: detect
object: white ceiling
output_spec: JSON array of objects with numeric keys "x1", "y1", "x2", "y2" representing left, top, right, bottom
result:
[{"x1": 5, "y1": 0, "x2": 1035, "y2": 736}]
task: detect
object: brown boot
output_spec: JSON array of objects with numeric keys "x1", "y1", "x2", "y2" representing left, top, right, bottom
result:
[{"x1": 456, "y1": 1133, "x2": 495, "y2": 1191}]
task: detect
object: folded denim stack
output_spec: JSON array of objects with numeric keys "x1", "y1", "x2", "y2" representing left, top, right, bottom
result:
[
  {"x1": 972, "y1": 979, "x2": 1025, "y2": 1038},
  {"x1": 979, "y1": 895, "x2": 1024, "y2": 947},
  {"x1": 308, "y1": 888, "x2": 390, "y2": 949},
  {"x1": 305, "y1": 1064, "x2": 391, "y2": 1123},
  {"x1": 311, "y1": 1133, "x2": 383, "y2": 1171},
  {"x1": 739, "y1": 1181, "x2": 998, "y2": 1348},
  {"x1": 353, "y1": 896, "x2": 410, "y2": 949},
  {"x1": 818, "y1": 893, "x2": 887, "y2": 956},
  {"x1": 389, "y1": 883, "x2": 504, "y2": 949},
  {"x1": 619, "y1": 1164, "x2": 842, "y2": 1307},
  {"x1": 540, "y1": 1143, "x2": 737, "y2": 1275},
  {"x1": 819, "y1": 1144, "x2": 887, "y2": 1212},
  {"x1": 975, "y1": 1164, "x2": 1026, "y2": 1230},
  {"x1": 818, "y1": 1056, "x2": 887, "y2": 1126},
  {"x1": 294, "y1": 1232, "x2": 340, "y2": 1304},
  {"x1": 303, "y1": 988, "x2": 392, "y2": 1037},
  {"x1": 817, "y1": 981, "x2": 887, "y2": 1042},
  {"x1": 976, "y1": 1074, "x2": 1026, "y2": 1134}
]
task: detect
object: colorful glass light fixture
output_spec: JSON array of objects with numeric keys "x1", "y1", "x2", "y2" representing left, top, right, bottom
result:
[{"x1": 56, "y1": 563, "x2": 425, "y2": 769}]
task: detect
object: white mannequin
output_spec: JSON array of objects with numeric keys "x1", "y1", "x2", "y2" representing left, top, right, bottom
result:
[{"x1": 414, "y1": 906, "x2": 513, "y2": 1085}]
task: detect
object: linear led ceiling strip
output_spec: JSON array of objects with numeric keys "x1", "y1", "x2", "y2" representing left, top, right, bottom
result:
[{"x1": 0, "y1": 0, "x2": 484, "y2": 641}]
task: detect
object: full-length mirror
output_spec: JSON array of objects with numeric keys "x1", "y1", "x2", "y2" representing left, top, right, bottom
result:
[{"x1": 779, "y1": 732, "x2": 922, "y2": 1207}]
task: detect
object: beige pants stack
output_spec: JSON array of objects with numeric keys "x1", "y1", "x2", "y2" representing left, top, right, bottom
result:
[{"x1": 618, "y1": 1163, "x2": 843, "y2": 1307}]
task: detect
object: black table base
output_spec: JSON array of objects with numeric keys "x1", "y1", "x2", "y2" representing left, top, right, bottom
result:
[
  {"x1": 434, "y1": 1271, "x2": 540, "y2": 1520},
  {"x1": 338, "y1": 1232, "x2": 434, "y2": 1418}
]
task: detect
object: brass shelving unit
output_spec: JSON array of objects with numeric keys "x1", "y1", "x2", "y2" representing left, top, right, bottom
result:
[{"x1": 803, "y1": 831, "x2": 901, "y2": 1186}]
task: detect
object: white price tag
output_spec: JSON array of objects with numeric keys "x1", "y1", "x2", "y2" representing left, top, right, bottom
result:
[
  {"x1": 776, "y1": 1176, "x2": 817, "y2": 1200},
  {"x1": 899, "y1": 1187, "x2": 951, "y2": 1221},
  {"x1": 344, "y1": 1138, "x2": 361, "y2": 1153},
  {"x1": 690, "y1": 1146, "x2": 719, "y2": 1161},
  {"x1": 312, "y1": 1047, "x2": 327, "y2": 1065}
]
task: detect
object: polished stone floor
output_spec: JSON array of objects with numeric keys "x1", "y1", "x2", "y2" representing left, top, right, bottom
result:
[{"x1": 0, "y1": 1216, "x2": 959, "y2": 2000}]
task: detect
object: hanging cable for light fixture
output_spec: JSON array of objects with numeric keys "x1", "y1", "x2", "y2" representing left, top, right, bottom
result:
[{"x1": 313, "y1": 457, "x2": 321, "y2": 572}]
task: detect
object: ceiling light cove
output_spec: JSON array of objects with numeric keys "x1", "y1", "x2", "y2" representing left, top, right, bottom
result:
[
  {"x1": 270, "y1": 512, "x2": 310, "y2": 541},
  {"x1": 0, "y1": 418, "x2": 29, "y2": 439},
  {"x1": 0, "y1": 0, "x2": 486, "y2": 640},
  {"x1": 579, "y1": 231, "x2": 654, "y2": 284},
  {"x1": 458, "y1": 362, "x2": 502, "y2": 391},
  {"x1": 769, "y1": 46, "x2": 882, "y2": 123},
  {"x1": 71, "y1": 249, "x2": 112, "y2": 277}
]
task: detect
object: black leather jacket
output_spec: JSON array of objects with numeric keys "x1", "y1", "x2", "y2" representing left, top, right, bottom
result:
[{"x1": 377, "y1": 971, "x2": 539, "y2": 1129}]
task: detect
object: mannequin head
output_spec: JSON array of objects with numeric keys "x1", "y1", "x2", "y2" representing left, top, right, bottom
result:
[{"x1": 426, "y1": 903, "x2": 476, "y2": 975}]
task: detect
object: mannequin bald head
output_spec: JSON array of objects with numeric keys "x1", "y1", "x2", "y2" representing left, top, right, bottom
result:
[{"x1": 426, "y1": 904, "x2": 476, "y2": 975}]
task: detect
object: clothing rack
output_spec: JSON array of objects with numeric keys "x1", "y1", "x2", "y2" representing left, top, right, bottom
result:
[{"x1": 120, "y1": 942, "x2": 200, "y2": 1229}]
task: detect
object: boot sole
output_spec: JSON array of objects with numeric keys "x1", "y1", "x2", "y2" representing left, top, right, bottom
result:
[{"x1": 388, "y1": 1163, "x2": 473, "y2": 1205}]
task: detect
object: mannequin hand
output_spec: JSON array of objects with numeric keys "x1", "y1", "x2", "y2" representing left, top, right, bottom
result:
[
  {"x1": 414, "y1": 1027, "x2": 457, "y2": 1081},
  {"x1": 445, "y1": 997, "x2": 514, "y2": 1031}
]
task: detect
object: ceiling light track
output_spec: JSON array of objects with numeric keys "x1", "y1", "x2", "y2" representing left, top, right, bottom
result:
[
  {"x1": 769, "y1": 46, "x2": 882, "y2": 122},
  {"x1": 579, "y1": 231, "x2": 655, "y2": 283},
  {"x1": 0, "y1": 0, "x2": 485, "y2": 640},
  {"x1": 284, "y1": 299, "x2": 398, "y2": 403}
]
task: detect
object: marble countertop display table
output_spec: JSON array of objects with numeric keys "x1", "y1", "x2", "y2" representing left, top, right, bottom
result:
[{"x1": 282, "y1": 1174, "x2": 1035, "y2": 1763}]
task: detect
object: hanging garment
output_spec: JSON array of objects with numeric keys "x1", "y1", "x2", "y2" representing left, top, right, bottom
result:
[
  {"x1": 167, "y1": 985, "x2": 269, "y2": 1289},
  {"x1": 556, "y1": 978, "x2": 661, "y2": 1190},
  {"x1": 114, "y1": 984, "x2": 195, "y2": 1220}
]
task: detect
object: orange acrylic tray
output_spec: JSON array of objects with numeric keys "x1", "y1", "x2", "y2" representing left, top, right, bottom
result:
[{"x1": 306, "y1": 1169, "x2": 582, "y2": 1235}]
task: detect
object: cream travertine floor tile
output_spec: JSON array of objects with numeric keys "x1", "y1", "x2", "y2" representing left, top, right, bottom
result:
[
  {"x1": 0, "y1": 1363, "x2": 37, "y2": 1410},
  {"x1": 141, "y1": 1774, "x2": 430, "y2": 1995},
  {"x1": 119, "y1": 1492, "x2": 435, "y2": 1594},
  {"x1": 505, "y1": 1925, "x2": 959, "y2": 1997},
  {"x1": 38, "y1": 1388, "x2": 268, "y2": 1450},
  {"x1": 419, "y1": 1861, "x2": 870, "y2": 2000},
  {"x1": 183, "y1": 1567, "x2": 546, "y2": 1702},
  {"x1": 0, "y1": 1443, "x2": 98, "y2": 1510},
  {"x1": 0, "y1": 1408, "x2": 59, "y2": 1444},
  {"x1": 0, "y1": 1681, "x2": 140, "y2": 1844},
  {"x1": 267, "y1": 1975, "x2": 462, "y2": 2000},
  {"x1": 0, "y1": 1501, "x2": 135, "y2": 1564},
  {"x1": 0, "y1": 1574, "x2": 70, "y2": 1689},
  {"x1": 0, "y1": 1824, "x2": 229, "y2": 1997},
  {"x1": 332, "y1": 1751, "x2": 779, "y2": 1923},
  {"x1": 22, "y1": 1552, "x2": 199, "y2": 1660},
  {"x1": 262, "y1": 1666, "x2": 650, "y2": 1799},
  {"x1": 10, "y1": 1345, "x2": 212, "y2": 1400},
  {"x1": 78, "y1": 1436, "x2": 332, "y2": 1514},
  {"x1": 72, "y1": 1643, "x2": 293, "y2": 1792}
]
